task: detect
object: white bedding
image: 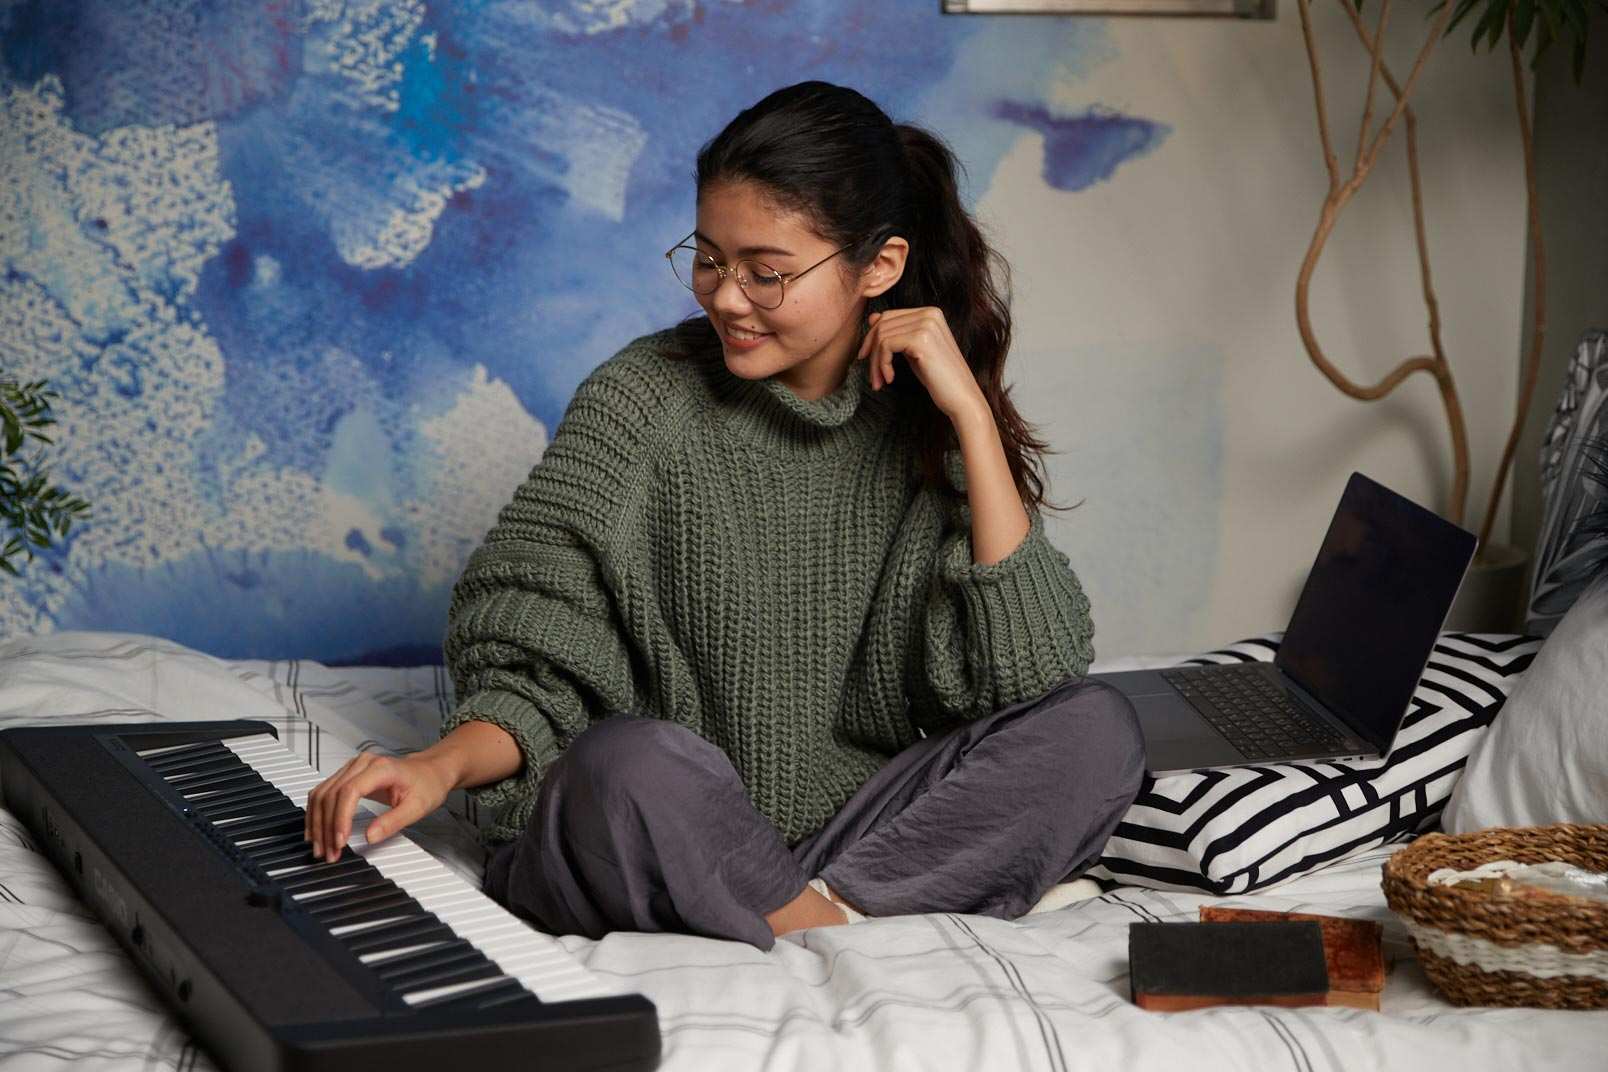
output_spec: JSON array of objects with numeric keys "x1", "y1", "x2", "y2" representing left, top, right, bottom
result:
[{"x1": 2, "y1": 632, "x2": 1604, "y2": 1071}]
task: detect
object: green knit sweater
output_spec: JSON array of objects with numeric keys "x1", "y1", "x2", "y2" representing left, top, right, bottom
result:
[{"x1": 442, "y1": 324, "x2": 1096, "y2": 845}]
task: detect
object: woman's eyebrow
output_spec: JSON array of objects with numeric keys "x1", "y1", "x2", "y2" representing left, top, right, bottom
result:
[{"x1": 693, "y1": 230, "x2": 795, "y2": 259}]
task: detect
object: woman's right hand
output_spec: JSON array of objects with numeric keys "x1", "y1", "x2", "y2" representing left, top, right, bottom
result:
[{"x1": 304, "y1": 750, "x2": 456, "y2": 864}]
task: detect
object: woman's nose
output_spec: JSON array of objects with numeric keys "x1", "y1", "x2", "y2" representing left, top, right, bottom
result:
[{"x1": 707, "y1": 268, "x2": 753, "y2": 315}]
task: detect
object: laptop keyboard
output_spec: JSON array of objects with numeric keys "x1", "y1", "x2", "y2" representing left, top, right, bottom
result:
[{"x1": 1159, "y1": 664, "x2": 1348, "y2": 761}]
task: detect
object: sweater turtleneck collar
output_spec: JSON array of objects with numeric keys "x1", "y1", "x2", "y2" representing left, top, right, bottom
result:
[
  {"x1": 758, "y1": 357, "x2": 871, "y2": 428},
  {"x1": 709, "y1": 352, "x2": 896, "y2": 456}
]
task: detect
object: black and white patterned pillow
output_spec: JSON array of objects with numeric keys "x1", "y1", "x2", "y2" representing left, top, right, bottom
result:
[{"x1": 1088, "y1": 632, "x2": 1540, "y2": 894}]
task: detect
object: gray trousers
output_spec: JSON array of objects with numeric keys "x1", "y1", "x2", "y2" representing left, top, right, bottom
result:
[{"x1": 484, "y1": 676, "x2": 1144, "y2": 950}]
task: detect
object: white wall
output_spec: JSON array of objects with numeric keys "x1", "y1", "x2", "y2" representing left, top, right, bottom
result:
[{"x1": 975, "y1": 5, "x2": 1528, "y2": 657}]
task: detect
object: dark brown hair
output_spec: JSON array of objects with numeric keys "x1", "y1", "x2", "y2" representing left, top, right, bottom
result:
[{"x1": 670, "y1": 80, "x2": 1064, "y2": 512}]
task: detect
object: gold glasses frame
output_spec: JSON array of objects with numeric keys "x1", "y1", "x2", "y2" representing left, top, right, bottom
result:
[{"x1": 664, "y1": 231, "x2": 856, "y2": 310}]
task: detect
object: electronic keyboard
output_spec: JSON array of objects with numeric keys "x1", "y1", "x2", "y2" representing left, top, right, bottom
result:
[{"x1": 0, "y1": 721, "x2": 661, "y2": 1072}]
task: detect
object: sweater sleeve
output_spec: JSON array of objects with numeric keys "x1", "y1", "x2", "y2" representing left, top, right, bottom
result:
[
  {"x1": 441, "y1": 350, "x2": 661, "y2": 843},
  {"x1": 910, "y1": 453, "x2": 1095, "y2": 725}
]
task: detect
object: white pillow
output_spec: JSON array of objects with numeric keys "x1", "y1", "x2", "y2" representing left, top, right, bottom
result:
[{"x1": 1442, "y1": 574, "x2": 1608, "y2": 832}]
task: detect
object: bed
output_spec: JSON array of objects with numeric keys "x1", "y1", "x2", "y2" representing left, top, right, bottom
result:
[{"x1": 2, "y1": 630, "x2": 1605, "y2": 1071}]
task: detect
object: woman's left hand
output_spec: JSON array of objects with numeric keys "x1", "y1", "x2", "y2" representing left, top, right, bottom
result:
[{"x1": 857, "y1": 308, "x2": 988, "y2": 425}]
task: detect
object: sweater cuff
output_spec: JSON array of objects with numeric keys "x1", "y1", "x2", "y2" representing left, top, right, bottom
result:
[
  {"x1": 440, "y1": 688, "x2": 562, "y2": 817},
  {"x1": 938, "y1": 511, "x2": 1096, "y2": 700}
]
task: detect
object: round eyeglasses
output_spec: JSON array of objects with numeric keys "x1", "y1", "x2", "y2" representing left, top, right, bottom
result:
[{"x1": 665, "y1": 231, "x2": 855, "y2": 311}]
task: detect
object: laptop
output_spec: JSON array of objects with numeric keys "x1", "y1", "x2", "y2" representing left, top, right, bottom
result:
[{"x1": 1095, "y1": 472, "x2": 1477, "y2": 775}]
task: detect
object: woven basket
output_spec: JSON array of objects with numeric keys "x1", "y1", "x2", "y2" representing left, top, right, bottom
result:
[{"x1": 1382, "y1": 823, "x2": 1608, "y2": 1008}]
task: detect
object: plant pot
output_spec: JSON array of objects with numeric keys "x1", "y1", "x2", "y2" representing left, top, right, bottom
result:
[{"x1": 1443, "y1": 542, "x2": 1530, "y2": 634}]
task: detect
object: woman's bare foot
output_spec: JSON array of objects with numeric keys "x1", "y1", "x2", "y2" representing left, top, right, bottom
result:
[{"x1": 766, "y1": 883, "x2": 848, "y2": 937}]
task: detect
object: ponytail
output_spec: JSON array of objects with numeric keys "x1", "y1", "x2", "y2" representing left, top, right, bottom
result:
[{"x1": 883, "y1": 125, "x2": 1057, "y2": 510}]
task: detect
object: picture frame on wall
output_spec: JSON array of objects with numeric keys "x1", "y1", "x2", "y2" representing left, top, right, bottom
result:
[{"x1": 942, "y1": 0, "x2": 1275, "y2": 16}]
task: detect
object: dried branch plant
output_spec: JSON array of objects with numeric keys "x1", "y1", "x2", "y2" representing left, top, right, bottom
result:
[{"x1": 1291, "y1": 0, "x2": 1598, "y2": 559}]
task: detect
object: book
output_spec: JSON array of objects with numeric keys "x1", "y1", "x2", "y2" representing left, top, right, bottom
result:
[
  {"x1": 1199, "y1": 906, "x2": 1386, "y2": 1010},
  {"x1": 1128, "y1": 921, "x2": 1329, "y2": 1011}
]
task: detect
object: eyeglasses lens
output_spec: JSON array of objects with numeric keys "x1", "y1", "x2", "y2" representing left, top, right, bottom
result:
[{"x1": 668, "y1": 248, "x2": 786, "y2": 309}]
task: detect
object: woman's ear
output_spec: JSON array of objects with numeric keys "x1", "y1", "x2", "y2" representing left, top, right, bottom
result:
[{"x1": 861, "y1": 236, "x2": 909, "y2": 300}]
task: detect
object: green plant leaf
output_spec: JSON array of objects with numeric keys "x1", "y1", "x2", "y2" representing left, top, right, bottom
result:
[
  {"x1": 1472, "y1": 0, "x2": 1512, "y2": 49},
  {"x1": 1445, "y1": 0, "x2": 1485, "y2": 35},
  {"x1": 1538, "y1": 1, "x2": 1562, "y2": 43},
  {"x1": 1514, "y1": 0, "x2": 1537, "y2": 46},
  {"x1": 1560, "y1": 0, "x2": 1588, "y2": 36}
]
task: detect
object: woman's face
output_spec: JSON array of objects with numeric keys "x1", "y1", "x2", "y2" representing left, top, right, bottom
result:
[{"x1": 693, "y1": 181, "x2": 892, "y2": 401}]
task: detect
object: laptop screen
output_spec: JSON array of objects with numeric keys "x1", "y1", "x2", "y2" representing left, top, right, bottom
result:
[{"x1": 1275, "y1": 473, "x2": 1476, "y2": 753}]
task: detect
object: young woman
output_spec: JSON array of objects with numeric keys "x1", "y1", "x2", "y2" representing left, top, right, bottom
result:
[{"x1": 306, "y1": 81, "x2": 1144, "y2": 950}]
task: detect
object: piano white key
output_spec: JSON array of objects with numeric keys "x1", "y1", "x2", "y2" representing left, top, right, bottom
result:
[
  {"x1": 451, "y1": 920, "x2": 532, "y2": 947},
  {"x1": 410, "y1": 890, "x2": 498, "y2": 916},
  {"x1": 360, "y1": 859, "x2": 451, "y2": 882},
  {"x1": 219, "y1": 735, "x2": 618, "y2": 1002},
  {"x1": 485, "y1": 949, "x2": 581, "y2": 977},
  {"x1": 409, "y1": 899, "x2": 506, "y2": 926}
]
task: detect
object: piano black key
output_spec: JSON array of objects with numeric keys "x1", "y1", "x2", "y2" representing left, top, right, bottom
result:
[
  {"x1": 389, "y1": 961, "x2": 505, "y2": 1001},
  {"x1": 194, "y1": 784, "x2": 283, "y2": 816},
  {"x1": 145, "y1": 744, "x2": 233, "y2": 772},
  {"x1": 374, "y1": 944, "x2": 486, "y2": 985},
  {"x1": 183, "y1": 771, "x2": 271, "y2": 798},
  {"x1": 275, "y1": 858, "x2": 375, "y2": 890},
  {"x1": 160, "y1": 755, "x2": 249, "y2": 782},
  {"x1": 327, "y1": 911, "x2": 434, "y2": 939},
  {"x1": 201, "y1": 796, "x2": 299, "y2": 824},
  {"x1": 134, "y1": 740, "x2": 224, "y2": 759},
  {"x1": 424, "y1": 977, "x2": 531, "y2": 1012},
  {"x1": 342, "y1": 918, "x2": 456, "y2": 954},
  {"x1": 171, "y1": 767, "x2": 264, "y2": 795},
  {"x1": 289, "y1": 879, "x2": 377, "y2": 905},
  {"x1": 212, "y1": 801, "x2": 303, "y2": 826},
  {"x1": 245, "y1": 836, "x2": 320, "y2": 863},
  {"x1": 355, "y1": 937, "x2": 454, "y2": 967},
  {"x1": 402, "y1": 973, "x2": 518, "y2": 1010},
  {"x1": 219, "y1": 812, "x2": 306, "y2": 841},
  {"x1": 295, "y1": 878, "x2": 404, "y2": 910},
  {"x1": 264, "y1": 857, "x2": 340, "y2": 879},
  {"x1": 311, "y1": 891, "x2": 420, "y2": 925},
  {"x1": 394, "y1": 959, "x2": 505, "y2": 997}
]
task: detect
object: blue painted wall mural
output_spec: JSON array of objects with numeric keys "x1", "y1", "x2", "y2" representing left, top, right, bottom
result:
[{"x1": 1, "y1": 0, "x2": 1168, "y2": 662}]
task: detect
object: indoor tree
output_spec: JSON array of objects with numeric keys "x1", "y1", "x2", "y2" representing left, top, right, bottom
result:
[{"x1": 1293, "y1": 0, "x2": 1603, "y2": 556}]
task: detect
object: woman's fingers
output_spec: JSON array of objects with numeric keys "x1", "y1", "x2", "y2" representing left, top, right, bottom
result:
[
  {"x1": 859, "y1": 309, "x2": 941, "y2": 392},
  {"x1": 304, "y1": 753, "x2": 452, "y2": 863},
  {"x1": 366, "y1": 787, "x2": 435, "y2": 847},
  {"x1": 325, "y1": 760, "x2": 406, "y2": 862},
  {"x1": 306, "y1": 752, "x2": 386, "y2": 862},
  {"x1": 306, "y1": 754, "x2": 363, "y2": 858},
  {"x1": 864, "y1": 326, "x2": 913, "y2": 392}
]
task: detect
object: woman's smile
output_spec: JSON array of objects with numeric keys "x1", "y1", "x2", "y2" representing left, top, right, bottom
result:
[{"x1": 720, "y1": 321, "x2": 774, "y2": 349}]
